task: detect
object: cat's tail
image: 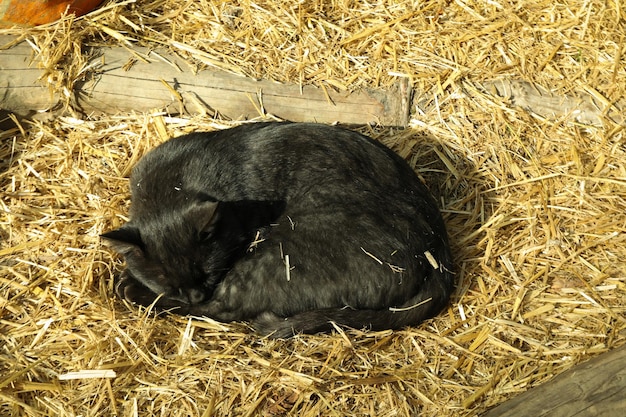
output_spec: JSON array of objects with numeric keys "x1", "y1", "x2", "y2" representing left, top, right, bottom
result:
[{"x1": 253, "y1": 271, "x2": 454, "y2": 338}]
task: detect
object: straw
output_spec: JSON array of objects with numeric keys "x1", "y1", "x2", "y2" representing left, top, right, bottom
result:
[{"x1": 1, "y1": 1, "x2": 625, "y2": 416}]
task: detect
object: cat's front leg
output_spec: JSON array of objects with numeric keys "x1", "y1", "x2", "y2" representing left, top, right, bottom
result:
[{"x1": 186, "y1": 300, "x2": 244, "y2": 323}]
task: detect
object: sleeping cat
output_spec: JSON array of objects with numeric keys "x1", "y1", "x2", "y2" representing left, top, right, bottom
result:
[{"x1": 102, "y1": 122, "x2": 454, "y2": 338}]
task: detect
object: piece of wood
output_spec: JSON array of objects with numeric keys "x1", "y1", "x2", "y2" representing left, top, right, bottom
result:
[
  {"x1": 482, "y1": 79, "x2": 626, "y2": 126},
  {"x1": 0, "y1": 35, "x2": 411, "y2": 126},
  {"x1": 2, "y1": 34, "x2": 622, "y2": 127},
  {"x1": 482, "y1": 344, "x2": 626, "y2": 417}
]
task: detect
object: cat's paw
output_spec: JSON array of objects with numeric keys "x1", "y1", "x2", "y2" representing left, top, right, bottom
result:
[
  {"x1": 252, "y1": 312, "x2": 297, "y2": 339},
  {"x1": 114, "y1": 271, "x2": 189, "y2": 313},
  {"x1": 115, "y1": 271, "x2": 158, "y2": 306}
]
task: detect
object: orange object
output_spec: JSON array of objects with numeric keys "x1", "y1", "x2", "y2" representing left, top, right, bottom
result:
[{"x1": 0, "y1": 0, "x2": 103, "y2": 27}]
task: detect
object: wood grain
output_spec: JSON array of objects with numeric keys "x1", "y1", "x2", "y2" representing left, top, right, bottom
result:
[
  {"x1": 0, "y1": 35, "x2": 411, "y2": 126},
  {"x1": 482, "y1": 344, "x2": 626, "y2": 417}
]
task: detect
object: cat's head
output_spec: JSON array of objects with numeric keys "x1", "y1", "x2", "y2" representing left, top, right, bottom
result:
[{"x1": 102, "y1": 197, "x2": 233, "y2": 306}]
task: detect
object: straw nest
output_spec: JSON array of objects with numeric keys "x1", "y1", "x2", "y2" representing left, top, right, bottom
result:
[{"x1": 1, "y1": 1, "x2": 625, "y2": 416}]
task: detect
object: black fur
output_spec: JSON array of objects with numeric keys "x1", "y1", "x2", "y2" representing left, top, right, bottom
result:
[{"x1": 102, "y1": 122, "x2": 454, "y2": 338}]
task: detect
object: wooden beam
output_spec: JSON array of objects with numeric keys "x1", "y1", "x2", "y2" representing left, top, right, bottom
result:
[
  {"x1": 482, "y1": 344, "x2": 626, "y2": 417},
  {"x1": 2, "y1": 34, "x2": 622, "y2": 127},
  {"x1": 481, "y1": 79, "x2": 625, "y2": 126},
  {"x1": 0, "y1": 35, "x2": 411, "y2": 126}
]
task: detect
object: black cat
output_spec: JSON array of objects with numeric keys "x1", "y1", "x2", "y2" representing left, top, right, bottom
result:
[{"x1": 102, "y1": 122, "x2": 454, "y2": 338}]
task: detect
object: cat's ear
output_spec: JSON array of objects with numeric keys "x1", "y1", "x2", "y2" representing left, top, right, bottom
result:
[
  {"x1": 101, "y1": 226, "x2": 144, "y2": 254},
  {"x1": 187, "y1": 197, "x2": 220, "y2": 242}
]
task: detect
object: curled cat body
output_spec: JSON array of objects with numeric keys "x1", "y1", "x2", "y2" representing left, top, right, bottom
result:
[{"x1": 102, "y1": 122, "x2": 454, "y2": 338}]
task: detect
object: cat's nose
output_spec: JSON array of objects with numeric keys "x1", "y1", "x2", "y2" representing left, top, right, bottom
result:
[{"x1": 187, "y1": 288, "x2": 206, "y2": 304}]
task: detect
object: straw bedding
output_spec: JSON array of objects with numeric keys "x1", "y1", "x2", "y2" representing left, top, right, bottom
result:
[{"x1": 1, "y1": 1, "x2": 625, "y2": 415}]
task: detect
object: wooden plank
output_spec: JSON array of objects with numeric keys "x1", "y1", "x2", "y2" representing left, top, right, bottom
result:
[
  {"x1": 482, "y1": 79, "x2": 626, "y2": 126},
  {"x1": 2, "y1": 34, "x2": 621, "y2": 127},
  {"x1": 0, "y1": 35, "x2": 411, "y2": 126},
  {"x1": 0, "y1": 36, "x2": 60, "y2": 116},
  {"x1": 482, "y1": 344, "x2": 626, "y2": 417}
]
